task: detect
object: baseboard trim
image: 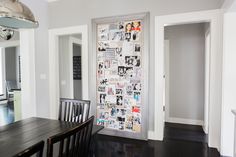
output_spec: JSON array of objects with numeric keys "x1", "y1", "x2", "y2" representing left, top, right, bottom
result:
[{"x1": 166, "y1": 117, "x2": 204, "y2": 126}]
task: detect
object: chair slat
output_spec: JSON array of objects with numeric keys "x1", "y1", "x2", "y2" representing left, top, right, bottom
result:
[{"x1": 58, "y1": 98, "x2": 90, "y2": 124}]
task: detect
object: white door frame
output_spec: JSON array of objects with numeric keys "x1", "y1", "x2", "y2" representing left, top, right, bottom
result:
[
  {"x1": 0, "y1": 40, "x2": 20, "y2": 100},
  {"x1": 154, "y1": 9, "x2": 223, "y2": 150},
  {"x1": 20, "y1": 30, "x2": 37, "y2": 119},
  {"x1": 164, "y1": 40, "x2": 169, "y2": 122},
  {"x1": 0, "y1": 30, "x2": 37, "y2": 119},
  {"x1": 48, "y1": 25, "x2": 89, "y2": 119},
  {"x1": 204, "y1": 28, "x2": 211, "y2": 134}
]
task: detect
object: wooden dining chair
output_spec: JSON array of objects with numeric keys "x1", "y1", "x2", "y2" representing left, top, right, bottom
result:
[
  {"x1": 59, "y1": 98, "x2": 90, "y2": 123},
  {"x1": 47, "y1": 116, "x2": 94, "y2": 157},
  {"x1": 13, "y1": 141, "x2": 44, "y2": 157}
]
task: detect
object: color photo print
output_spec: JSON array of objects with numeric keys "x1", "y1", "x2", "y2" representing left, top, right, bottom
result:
[{"x1": 96, "y1": 19, "x2": 143, "y2": 133}]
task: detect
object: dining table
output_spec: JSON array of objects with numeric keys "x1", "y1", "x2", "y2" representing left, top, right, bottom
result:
[{"x1": 0, "y1": 117, "x2": 104, "y2": 157}]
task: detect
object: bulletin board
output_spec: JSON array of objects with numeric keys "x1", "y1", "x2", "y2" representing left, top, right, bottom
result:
[{"x1": 93, "y1": 12, "x2": 149, "y2": 140}]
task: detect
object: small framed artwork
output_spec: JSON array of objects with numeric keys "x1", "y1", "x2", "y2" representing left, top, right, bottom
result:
[{"x1": 73, "y1": 56, "x2": 81, "y2": 80}]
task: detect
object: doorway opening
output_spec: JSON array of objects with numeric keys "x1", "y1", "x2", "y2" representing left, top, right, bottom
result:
[
  {"x1": 0, "y1": 31, "x2": 23, "y2": 126},
  {"x1": 58, "y1": 34, "x2": 82, "y2": 100},
  {"x1": 48, "y1": 25, "x2": 89, "y2": 119},
  {"x1": 163, "y1": 23, "x2": 210, "y2": 143}
]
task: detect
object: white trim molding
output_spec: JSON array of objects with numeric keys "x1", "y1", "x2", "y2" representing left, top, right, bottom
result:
[
  {"x1": 166, "y1": 117, "x2": 204, "y2": 126},
  {"x1": 48, "y1": 25, "x2": 89, "y2": 119},
  {"x1": 20, "y1": 30, "x2": 37, "y2": 119},
  {"x1": 154, "y1": 9, "x2": 223, "y2": 152}
]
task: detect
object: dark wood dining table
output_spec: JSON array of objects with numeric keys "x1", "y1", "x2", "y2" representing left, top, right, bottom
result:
[{"x1": 0, "y1": 117, "x2": 104, "y2": 157}]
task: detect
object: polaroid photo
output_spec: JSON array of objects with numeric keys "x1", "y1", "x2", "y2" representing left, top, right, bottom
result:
[
  {"x1": 118, "y1": 66, "x2": 126, "y2": 77},
  {"x1": 115, "y1": 47, "x2": 122, "y2": 57},
  {"x1": 108, "y1": 120, "x2": 119, "y2": 129},
  {"x1": 97, "y1": 69, "x2": 104, "y2": 78},
  {"x1": 133, "y1": 113, "x2": 141, "y2": 124},
  {"x1": 134, "y1": 43, "x2": 141, "y2": 53},
  {"x1": 126, "y1": 114, "x2": 134, "y2": 122},
  {"x1": 124, "y1": 32, "x2": 132, "y2": 42},
  {"x1": 125, "y1": 121, "x2": 133, "y2": 131},
  {"x1": 134, "y1": 92, "x2": 141, "y2": 102},
  {"x1": 132, "y1": 83, "x2": 141, "y2": 91},
  {"x1": 110, "y1": 106, "x2": 117, "y2": 117},
  {"x1": 104, "y1": 60, "x2": 111, "y2": 69},
  {"x1": 99, "y1": 94, "x2": 106, "y2": 104},
  {"x1": 98, "y1": 41, "x2": 109, "y2": 51},
  {"x1": 126, "y1": 84, "x2": 133, "y2": 96},
  {"x1": 108, "y1": 77, "x2": 119, "y2": 84},
  {"x1": 131, "y1": 21, "x2": 141, "y2": 32},
  {"x1": 98, "y1": 61, "x2": 104, "y2": 70},
  {"x1": 97, "y1": 52, "x2": 105, "y2": 61},
  {"x1": 116, "y1": 96, "x2": 123, "y2": 106},
  {"x1": 116, "y1": 81, "x2": 125, "y2": 89},
  {"x1": 104, "y1": 103, "x2": 115, "y2": 109},
  {"x1": 125, "y1": 67, "x2": 133, "y2": 78},
  {"x1": 116, "y1": 89, "x2": 123, "y2": 95},
  {"x1": 105, "y1": 48, "x2": 116, "y2": 60},
  {"x1": 133, "y1": 124, "x2": 141, "y2": 132},
  {"x1": 118, "y1": 121, "x2": 125, "y2": 130},
  {"x1": 117, "y1": 116, "x2": 125, "y2": 122},
  {"x1": 131, "y1": 31, "x2": 141, "y2": 41},
  {"x1": 107, "y1": 85, "x2": 115, "y2": 95},
  {"x1": 125, "y1": 22, "x2": 132, "y2": 33},
  {"x1": 97, "y1": 119, "x2": 105, "y2": 126},
  {"x1": 133, "y1": 68, "x2": 142, "y2": 79},
  {"x1": 98, "y1": 86, "x2": 106, "y2": 92},
  {"x1": 122, "y1": 42, "x2": 134, "y2": 55},
  {"x1": 125, "y1": 56, "x2": 141, "y2": 67},
  {"x1": 99, "y1": 79, "x2": 108, "y2": 85},
  {"x1": 106, "y1": 95, "x2": 116, "y2": 104},
  {"x1": 97, "y1": 24, "x2": 109, "y2": 41},
  {"x1": 132, "y1": 106, "x2": 141, "y2": 113},
  {"x1": 109, "y1": 30, "x2": 124, "y2": 41}
]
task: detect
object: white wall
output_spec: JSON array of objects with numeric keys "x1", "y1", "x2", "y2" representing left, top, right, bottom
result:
[
  {"x1": 48, "y1": 0, "x2": 223, "y2": 132},
  {"x1": 220, "y1": 9, "x2": 236, "y2": 157},
  {"x1": 59, "y1": 36, "x2": 72, "y2": 98},
  {"x1": 21, "y1": 0, "x2": 50, "y2": 118},
  {"x1": 164, "y1": 23, "x2": 205, "y2": 124}
]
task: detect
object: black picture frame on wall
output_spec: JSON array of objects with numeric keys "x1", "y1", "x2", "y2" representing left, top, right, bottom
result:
[{"x1": 73, "y1": 56, "x2": 81, "y2": 80}]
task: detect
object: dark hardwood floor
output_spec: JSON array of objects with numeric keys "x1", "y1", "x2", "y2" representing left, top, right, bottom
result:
[
  {"x1": 94, "y1": 123, "x2": 220, "y2": 157},
  {"x1": 0, "y1": 105, "x2": 220, "y2": 157}
]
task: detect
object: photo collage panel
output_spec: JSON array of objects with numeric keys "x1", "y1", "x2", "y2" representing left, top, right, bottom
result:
[{"x1": 96, "y1": 19, "x2": 143, "y2": 133}]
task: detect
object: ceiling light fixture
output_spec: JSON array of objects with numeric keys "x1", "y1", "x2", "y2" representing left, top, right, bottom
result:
[{"x1": 0, "y1": 0, "x2": 39, "y2": 40}]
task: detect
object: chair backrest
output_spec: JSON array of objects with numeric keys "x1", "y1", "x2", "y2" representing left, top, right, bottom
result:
[
  {"x1": 59, "y1": 98, "x2": 90, "y2": 123},
  {"x1": 13, "y1": 141, "x2": 44, "y2": 157},
  {"x1": 47, "y1": 116, "x2": 94, "y2": 157}
]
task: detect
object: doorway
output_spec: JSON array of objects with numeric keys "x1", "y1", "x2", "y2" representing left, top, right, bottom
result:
[
  {"x1": 58, "y1": 34, "x2": 82, "y2": 100},
  {"x1": 163, "y1": 23, "x2": 210, "y2": 143},
  {"x1": 154, "y1": 10, "x2": 222, "y2": 150},
  {"x1": 48, "y1": 25, "x2": 89, "y2": 119}
]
